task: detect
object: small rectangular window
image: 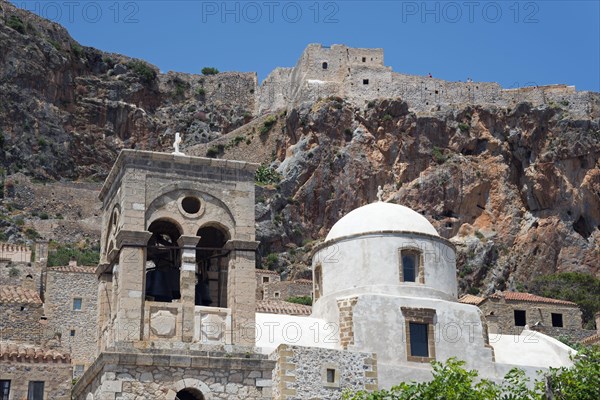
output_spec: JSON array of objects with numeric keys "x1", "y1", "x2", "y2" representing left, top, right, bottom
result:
[
  {"x1": 262, "y1": 276, "x2": 269, "y2": 283},
  {"x1": 274, "y1": 292, "x2": 280, "y2": 298},
  {"x1": 70, "y1": 329, "x2": 76, "y2": 337},
  {"x1": 73, "y1": 298, "x2": 82, "y2": 310},
  {"x1": 27, "y1": 381, "x2": 44, "y2": 400},
  {"x1": 409, "y1": 323, "x2": 429, "y2": 357},
  {"x1": 362, "y1": 57, "x2": 366, "y2": 62},
  {"x1": 551, "y1": 313, "x2": 563, "y2": 327},
  {"x1": 514, "y1": 310, "x2": 526, "y2": 326},
  {"x1": 326, "y1": 368, "x2": 335, "y2": 383},
  {"x1": 402, "y1": 253, "x2": 418, "y2": 282},
  {"x1": 363, "y1": 79, "x2": 369, "y2": 85},
  {"x1": 74, "y1": 365, "x2": 85, "y2": 377},
  {"x1": 0, "y1": 380, "x2": 11, "y2": 400}
]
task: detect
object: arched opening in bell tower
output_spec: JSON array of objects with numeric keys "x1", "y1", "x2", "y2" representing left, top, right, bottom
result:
[
  {"x1": 195, "y1": 225, "x2": 229, "y2": 307},
  {"x1": 145, "y1": 219, "x2": 182, "y2": 302}
]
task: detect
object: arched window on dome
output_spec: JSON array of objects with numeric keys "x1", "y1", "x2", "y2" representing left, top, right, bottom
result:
[
  {"x1": 314, "y1": 264, "x2": 323, "y2": 300},
  {"x1": 399, "y1": 249, "x2": 424, "y2": 284}
]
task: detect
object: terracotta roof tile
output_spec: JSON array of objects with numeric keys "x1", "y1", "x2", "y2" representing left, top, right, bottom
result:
[
  {"x1": 256, "y1": 300, "x2": 312, "y2": 316},
  {"x1": 459, "y1": 294, "x2": 486, "y2": 305},
  {"x1": 0, "y1": 340, "x2": 70, "y2": 363},
  {"x1": 48, "y1": 265, "x2": 96, "y2": 273},
  {"x1": 489, "y1": 291, "x2": 578, "y2": 306},
  {"x1": 255, "y1": 269, "x2": 280, "y2": 276},
  {"x1": 0, "y1": 286, "x2": 42, "y2": 304},
  {"x1": 580, "y1": 333, "x2": 600, "y2": 345}
]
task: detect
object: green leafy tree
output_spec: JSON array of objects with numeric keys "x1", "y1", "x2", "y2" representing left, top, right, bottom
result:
[{"x1": 342, "y1": 348, "x2": 600, "y2": 400}]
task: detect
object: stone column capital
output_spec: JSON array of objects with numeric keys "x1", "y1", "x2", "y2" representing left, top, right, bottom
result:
[
  {"x1": 224, "y1": 240, "x2": 260, "y2": 251},
  {"x1": 177, "y1": 235, "x2": 200, "y2": 248},
  {"x1": 115, "y1": 230, "x2": 152, "y2": 249}
]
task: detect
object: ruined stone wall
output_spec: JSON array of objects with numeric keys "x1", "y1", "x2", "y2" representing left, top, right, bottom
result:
[
  {"x1": 262, "y1": 280, "x2": 312, "y2": 301},
  {"x1": 0, "y1": 261, "x2": 42, "y2": 292},
  {"x1": 0, "y1": 360, "x2": 72, "y2": 400},
  {"x1": 530, "y1": 325, "x2": 597, "y2": 343},
  {"x1": 271, "y1": 344, "x2": 378, "y2": 399},
  {"x1": 73, "y1": 350, "x2": 275, "y2": 400},
  {"x1": 257, "y1": 44, "x2": 597, "y2": 117},
  {"x1": 45, "y1": 269, "x2": 98, "y2": 373},
  {"x1": 0, "y1": 243, "x2": 31, "y2": 263},
  {"x1": 0, "y1": 302, "x2": 43, "y2": 343},
  {"x1": 201, "y1": 72, "x2": 258, "y2": 111},
  {"x1": 480, "y1": 300, "x2": 583, "y2": 334}
]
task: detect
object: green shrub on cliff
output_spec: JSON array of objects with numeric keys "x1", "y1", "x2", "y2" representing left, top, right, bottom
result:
[{"x1": 127, "y1": 60, "x2": 157, "y2": 83}]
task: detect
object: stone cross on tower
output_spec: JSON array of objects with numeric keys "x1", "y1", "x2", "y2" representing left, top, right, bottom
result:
[
  {"x1": 377, "y1": 185, "x2": 383, "y2": 202},
  {"x1": 172, "y1": 132, "x2": 184, "y2": 156}
]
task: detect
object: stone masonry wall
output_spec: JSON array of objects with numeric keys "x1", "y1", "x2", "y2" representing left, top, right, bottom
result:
[
  {"x1": 257, "y1": 44, "x2": 598, "y2": 118},
  {"x1": 337, "y1": 297, "x2": 358, "y2": 350},
  {"x1": 480, "y1": 300, "x2": 583, "y2": 335},
  {"x1": 73, "y1": 350, "x2": 275, "y2": 400},
  {"x1": 271, "y1": 344, "x2": 378, "y2": 400},
  {"x1": 45, "y1": 269, "x2": 98, "y2": 373},
  {"x1": 262, "y1": 280, "x2": 312, "y2": 301},
  {"x1": 0, "y1": 261, "x2": 42, "y2": 292},
  {"x1": 0, "y1": 360, "x2": 72, "y2": 400},
  {"x1": 0, "y1": 302, "x2": 44, "y2": 343}
]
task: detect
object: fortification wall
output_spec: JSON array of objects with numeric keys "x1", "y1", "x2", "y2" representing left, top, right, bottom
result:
[
  {"x1": 0, "y1": 261, "x2": 42, "y2": 292},
  {"x1": 0, "y1": 243, "x2": 31, "y2": 263},
  {"x1": 0, "y1": 302, "x2": 44, "y2": 343},
  {"x1": 257, "y1": 44, "x2": 597, "y2": 117}
]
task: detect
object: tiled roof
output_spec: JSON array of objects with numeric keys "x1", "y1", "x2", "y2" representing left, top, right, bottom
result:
[
  {"x1": 580, "y1": 333, "x2": 600, "y2": 345},
  {"x1": 459, "y1": 294, "x2": 486, "y2": 306},
  {"x1": 489, "y1": 291, "x2": 578, "y2": 306},
  {"x1": 0, "y1": 340, "x2": 70, "y2": 363},
  {"x1": 48, "y1": 265, "x2": 96, "y2": 274},
  {"x1": 256, "y1": 300, "x2": 312, "y2": 316},
  {"x1": 255, "y1": 269, "x2": 280, "y2": 275},
  {"x1": 0, "y1": 286, "x2": 42, "y2": 304}
]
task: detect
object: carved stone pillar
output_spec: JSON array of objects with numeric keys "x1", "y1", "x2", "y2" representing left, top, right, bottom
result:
[
  {"x1": 225, "y1": 240, "x2": 259, "y2": 346},
  {"x1": 114, "y1": 230, "x2": 151, "y2": 343},
  {"x1": 178, "y1": 235, "x2": 200, "y2": 343}
]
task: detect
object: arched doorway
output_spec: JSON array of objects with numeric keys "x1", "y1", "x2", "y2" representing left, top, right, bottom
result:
[
  {"x1": 175, "y1": 388, "x2": 205, "y2": 400},
  {"x1": 195, "y1": 225, "x2": 229, "y2": 307},
  {"x1": 145, "y1": 219, "x2": 182, "y2": 302}
]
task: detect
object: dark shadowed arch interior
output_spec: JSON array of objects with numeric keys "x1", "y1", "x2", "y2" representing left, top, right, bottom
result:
[
  {"x1": 145, "y1": 219, "x2": 182, "y2": 302},
  {"x1": 195, "y1": 226, "x2": 229, "y2": 307},
  {"x1": 175, "y1": 388, "x2": 205, "y2": 400}
]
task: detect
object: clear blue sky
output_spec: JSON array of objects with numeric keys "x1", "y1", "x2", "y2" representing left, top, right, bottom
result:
[{"x1": 12, "y1": 1, "x2": 600, "y2": 91}]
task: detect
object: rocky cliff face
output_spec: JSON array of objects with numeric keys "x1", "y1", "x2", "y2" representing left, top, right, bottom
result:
[{"x1": 1, "y1": 0, "x2": 598, "y2": 295}]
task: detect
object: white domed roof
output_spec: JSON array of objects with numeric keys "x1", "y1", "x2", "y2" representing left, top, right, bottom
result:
[{"x1": 325, "y1": 202, "x2": 439, "y2": 241}]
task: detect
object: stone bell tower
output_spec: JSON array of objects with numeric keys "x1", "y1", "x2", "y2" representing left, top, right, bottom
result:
[
  {"x1": 74, "y1": 150, "x2": 275, "y2": 400},
  {"x1": 95, "y1": 150, "x2": 259, "y2": 350}
]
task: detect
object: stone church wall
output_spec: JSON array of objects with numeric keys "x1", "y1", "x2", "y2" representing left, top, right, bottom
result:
[{"x1": 271, "y1": 344, "x2": 378, "y2": 400}]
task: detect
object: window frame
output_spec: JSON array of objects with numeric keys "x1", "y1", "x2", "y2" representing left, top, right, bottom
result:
[
  {"x1": 399, "y1": 248, "x2": 424, "y2": 284},
  {"x1": 73, "y1": 297, "x2": 83, "y2": 311},
  {"x1": 262, "y1": 276, "x2": 269, "y2": 284},
  {"x1": 402, "y1": 307, "x2": 436, "y2": 363},
  {"x1": 27, "y1": 381, "x2": 44, "y2": 400},
  {"x1": 551, "y1": 313, "x2": 564, "y2": 328},
  {"x1": 514, "y1": 309, "x2": 527, "y2": 326},
  {"x1": 0, "y1": 380, "x2": 11, "y2": 400}
]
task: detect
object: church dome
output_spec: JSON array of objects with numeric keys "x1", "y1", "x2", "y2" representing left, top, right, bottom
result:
[{"x1": 325, "y1": 202, "x2": 439, "y2": 241}]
